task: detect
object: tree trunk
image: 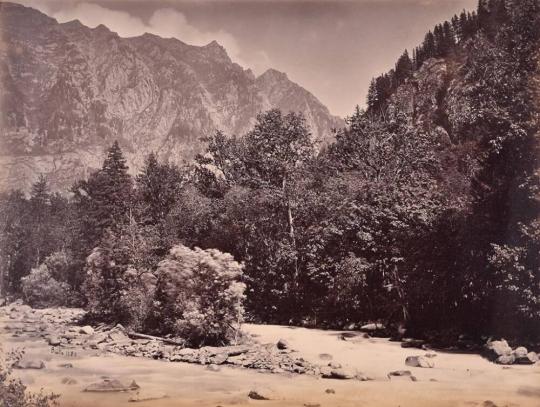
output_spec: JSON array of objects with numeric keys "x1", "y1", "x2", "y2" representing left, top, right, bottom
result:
[{"x1": 283, "y1": 177, "x2": 299, "y2": 300}]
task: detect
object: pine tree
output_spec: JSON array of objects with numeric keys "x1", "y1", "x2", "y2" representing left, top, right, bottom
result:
[
  {"x1": 394, "y1": 50, "x2": 413, "y2": 85},
  {"x1": 72, "y1": 141, "x2": 133, "y2": 259},
  {"x1": 366, "y1": 78, "x2": 379, "y2": 111},
  {"x1": 29, "y1": 175, "x2": 52, "y2": 267},
  {"x1": 423, "y1": 31, "x2": 436, "y2": 60}
]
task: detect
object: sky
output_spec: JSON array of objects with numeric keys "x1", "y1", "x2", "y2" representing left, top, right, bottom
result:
[{"x1": 19, "y1": 0, "x2": 477, "y2": 118}]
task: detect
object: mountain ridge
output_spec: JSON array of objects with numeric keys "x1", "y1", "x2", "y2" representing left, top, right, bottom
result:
[{"x1": 0, "y1": 1, "x2": 343, "y2": 192}]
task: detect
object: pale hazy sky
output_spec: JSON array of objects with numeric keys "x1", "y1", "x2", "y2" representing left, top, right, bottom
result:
[{"x1": 20, "y1": 0, "x2": 476, "y2": 117}]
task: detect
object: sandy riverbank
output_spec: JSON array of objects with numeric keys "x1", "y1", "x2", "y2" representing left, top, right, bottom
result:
[{"x1": 2, "y1": 309, "x2": 539, "y2": 407}]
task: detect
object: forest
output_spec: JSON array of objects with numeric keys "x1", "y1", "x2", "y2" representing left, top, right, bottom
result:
[{"x1": 0, "y1": 0, "x2": 539, "y2": 347}]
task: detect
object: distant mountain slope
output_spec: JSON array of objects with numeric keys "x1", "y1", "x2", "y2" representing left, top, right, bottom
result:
[{"x1": 0, "y1": 2, "x2": 343, "y2": 191}]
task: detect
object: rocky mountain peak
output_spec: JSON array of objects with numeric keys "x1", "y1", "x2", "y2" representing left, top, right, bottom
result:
[
  {"x1": 258, "y1": 68, "x2": 289, "y2": 82},
  {"x1": 0, "y1": 2, "x2": 344, "y2": 192}
]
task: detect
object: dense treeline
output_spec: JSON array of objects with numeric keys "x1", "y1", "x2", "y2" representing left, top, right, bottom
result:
[
  {"x1": 367, "y1": 0, "x2": 514, "y2": 114},
  {"x1": 0, "y1": 0, "x2": 538, "y2": 345}
]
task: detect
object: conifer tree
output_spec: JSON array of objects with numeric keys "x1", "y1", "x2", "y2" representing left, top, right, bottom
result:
[
  {"x1": 72, "y1": 141, "x2": 133, "y2": 260},
  {"x1": 394, "y1": 50, "x2": 413, "y2": 85}
]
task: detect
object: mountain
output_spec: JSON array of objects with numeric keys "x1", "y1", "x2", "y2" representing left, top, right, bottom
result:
[{"x1": 0, "y1": 2, "x2": 343, "y2": 192}]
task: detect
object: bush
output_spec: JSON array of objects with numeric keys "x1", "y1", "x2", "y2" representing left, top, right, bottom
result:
[
  {"x1": 0, "y1": 346, "x2": 59, "y2": 407},
  {"x1": 83, "y1": 248, "x2": 157, "y2": 328},
  {"x1": 21, "y1": 264, "x2": 71, "y2": 308},
  {"x1": 153, "y1": 245, "x2": 246, "y2": 346}
]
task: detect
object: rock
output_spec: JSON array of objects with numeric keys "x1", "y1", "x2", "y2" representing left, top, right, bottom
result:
[
  {"x1": 513, "y1": 346, "x2": 528, "y2": 358},
  {"x1": 318, "y1": 353, "x2": 333, "y2": 361},
  {"x1": 359, "y1": 323, "x2": 385, "y2": 332},
  {"x1": 277, "y1": 338, "x2": 290, "y2": 350},
  {"x1": 325, "y1": 388, "x2": 335, "y2": 394},
  {"x1": 84, "y1": 379, "x2": 139, "y2": 392},
  {"x1": 178, "y1": 348, "x2": 197, "y2": 356},
  {"x1": 59, "y1": 363, "x2": 73, "y2": 368},
  {"x1": 206, "y1": 364, "x2": 221, "y2": 372},
  {"x1": 210, "y1": 353, "x2": 228, "y2": 365},
  {"x1": 328, "y1": 362, "x2": 342, "y2": 369},
  {"x1": 62, "y1": 332, "x2": 78, "y2": 340},
  {"x1": 14, "y1": 359, "x2": 45, "y2": 369},
  {"x1": 405, "y1": 355, "x2": 434, "y2": 368},
  {"x1": 248, "y1": 387, "x2": 277, "y2": 401},
  {"x1": 387, "y1": 370, "x2": 416, "y2": 381},
  {"x1": 128, "y1": 392, "x2": 169, "y2": 403},
  {"x1": 108, "y1": 329, "x2": 129, "y2": 343},
  {"x1": 304, "y1": 403, "x2": 321, "y2": 407},
  {"x1": 496, "y1": 354, "x2": 515, "y2": 365},
  {"x1": 320, "y1": 366, "x2": 332, "y2": 377},
  {"x1": 483, "y1": 401, "x2": 498, "y2": 407},
  {"x1": 401, "y1": 339, "x2": 426, "y2": 349},
  {"x1": 328, "y1": 367, "x2": 357, "y2": 380},
  {"x1": 485, "y1": 340, "x2": 512, "y2": 360},
  {"x1": 224, "y1": 345, "x2": 251, "y2": 357},
  {"x1": 515, "y1": 351, "x2": 538, "y2": 365},
  {"x1": 340, "y1": 332, "x2": 369, "y2": 341},
  {"x1": 23, "y1": 325, "x2": 38, "y2": 333},
  {"x1": 79, "y1": 326, "x2": 94, "y2": 335},
  {"x1": 61, "y1": 377, "x2": 78, "y2": 385},
  {"x1": 47, "y1": 336, "x2": 61, "y2": 346}
]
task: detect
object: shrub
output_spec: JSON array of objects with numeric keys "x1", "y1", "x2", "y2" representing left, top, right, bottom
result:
[
  {"x1": 83, "y1": 248, "x2": 157, "y2": 328},
  {"x1": 21, "y1": 264, "x2": 71, "y2": 308},
  {"x1": 0, "y1": 346, "x2": 59, "y2": 407},
  {"x1": 153, "y1": 245, "x2": 246, "y2": 346}
]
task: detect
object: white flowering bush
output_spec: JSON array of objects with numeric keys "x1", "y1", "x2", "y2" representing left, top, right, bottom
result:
[
  {"x1": 154, "y1": 245, "x2": 246, "y2": 346},
  {"x1": 21, "y1": 263, "x2": 71, "y2": 308}
]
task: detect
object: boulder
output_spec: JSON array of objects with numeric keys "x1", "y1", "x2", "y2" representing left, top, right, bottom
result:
[
  {"x1": 387, "y1": 370, "x2": 417, "y2": 381},
  {"x1": 59, "y1": 363, "x2": 73, "y2": 368},
  {"x1": 325, "y1": 388, "x2": 336, "y2": 394},
  {"x1": 277, "y1": 339, "x2": 290, "y2": 350},
  {"x1": 47, "y1": 336, "x2": 61, "y2": 346},
  {"x1": 206, "y1": 364, "x2": 221, "y2": 372},
  {"x1": 84, "y1": 378, "x2": 139, "y2": 392},
  {"x1": 224, "y1": 345, "x2": 251, "y2": 357},
  {"x1": 320, "y1": 366, "x2": 332, "y2": 377},
  {"x1": 401, "y1": 339, "x2": 426, "y2": 349},
  {"x1": 61, "y1": 377, "x2": 78, "y2": 385},
  {"x1": 328, "y1": 367, "x2": 357, "y2": 380},
  {"x1": 248, "y1": 387, "x2": 277, "y2": 401},
  {"x1": 210, "y1": 353, "x2": 228, "y2": 365},
  {"x1": 405, "y1": 355, "x2": 434, "y2": 368},
  {"x1": 128, "y1": 392, "x2": 168, "y2": 403},
  {"x1": 79, "y1": 326, "x2": 94, "y2": 335},
  {"x1": 513, "y1": 346, "x2": 528, "y2": 359},
  {"x1": 328, "y1": 362, "x2": 342, "y2": 369},
  {"x1": 485, "y1": 340, "x2": 512, "y2": 360},
  {"x1": 178, "y1": 348, "x2": 197, "y2": 356},
  {"x1": 515, "y1": 351, "x2": 538, "y2": 365},
  {"x1": 360, "y1": 323, "x2": 385, "y2": 332},
  {"x1": 496, "y1": 354, "x2": 515, "y2": 365},
  {"x1": 14, "y1": 359, "x2": 45, "y2": 369}
]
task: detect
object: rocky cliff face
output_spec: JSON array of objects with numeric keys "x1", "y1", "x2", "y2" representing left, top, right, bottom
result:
[{"x1": 0, "y1": 2, "x2": 343, "y2": 191}]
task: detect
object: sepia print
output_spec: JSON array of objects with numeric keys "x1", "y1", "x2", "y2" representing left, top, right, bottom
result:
[{"x1": 0, "y1": 0, "x2": 539, "y2": 406}]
